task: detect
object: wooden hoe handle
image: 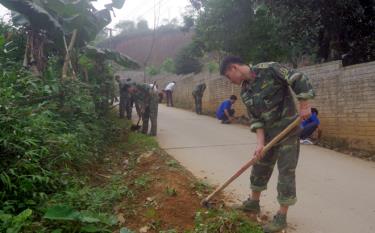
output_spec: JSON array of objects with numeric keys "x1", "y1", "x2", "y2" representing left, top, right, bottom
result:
[{"x1": 202, "y1": 117, "x2": 301, "y2": 205}]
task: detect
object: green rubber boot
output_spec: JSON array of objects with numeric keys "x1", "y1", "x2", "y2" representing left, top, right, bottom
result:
[
  {"x1": 263, "y1": 213, "x2": 287, "y2": 233},
  {"x1": 233, "y1": 198, "x2": 260, "y2": 213}
]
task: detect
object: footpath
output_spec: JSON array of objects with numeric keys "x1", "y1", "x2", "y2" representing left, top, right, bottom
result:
[{"x1": 157, "y1": 104, "x2": 375, "y2": 233}]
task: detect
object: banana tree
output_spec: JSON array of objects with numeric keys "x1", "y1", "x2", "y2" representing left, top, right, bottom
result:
[
  {"x1": 78, "y1": 46, "x2": 139, "y2": 114},
  {"x1": 0, "y1": 0, "x2": 126, "y2": 77}
]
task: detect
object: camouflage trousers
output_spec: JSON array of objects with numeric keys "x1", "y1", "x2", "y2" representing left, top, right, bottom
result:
[
  {"x1": 193, "y1": 95, "x2": 203, "y2": 114},
  {"x1": 126, "y1": 98, "x2": 138, "y2": 120},
  {"x1": 119, "y1": 95, "x2": 135, "y2": 120},
  {"x1": 141, "y1": 94, "x2": 158, "y2": 136},
  {"x1": 119, "y1": 94, "x2": 128, "y2": 119},
  {"x1": 250, "y1": 135, "x2": 300, "y2": 206}
]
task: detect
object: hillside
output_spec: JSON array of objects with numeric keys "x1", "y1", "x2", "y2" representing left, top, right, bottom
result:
[{"x1": 101, "y1": 29, "x2": 194, "y2": 67}]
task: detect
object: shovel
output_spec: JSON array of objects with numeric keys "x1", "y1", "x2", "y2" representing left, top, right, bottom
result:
[
  {"x1": 201, "y1": 117, "x2": 301, "y2": 207},
  {"x1": 130, "y1": 117, "x2": 142, "y2": 131}
]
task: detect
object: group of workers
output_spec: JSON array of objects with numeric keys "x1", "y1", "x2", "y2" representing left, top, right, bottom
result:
[
  {"x1": 116, "y1": 78, "x2": 177, "y2": 136},
  {"x1": 116, "y1": 76, "x2": 158, "y2": 136},
  {"x1": 116, "y1": 56, "x2": 321, "y2": 232}
]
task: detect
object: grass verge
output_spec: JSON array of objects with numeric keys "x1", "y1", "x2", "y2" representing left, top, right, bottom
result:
[{"x1": 9, "y1": 113, "x2": 263, "y2": 232}]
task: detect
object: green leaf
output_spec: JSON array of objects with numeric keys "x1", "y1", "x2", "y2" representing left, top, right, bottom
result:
[
  {"x1": 11, "y1": 11, "x2": 30, "y2": 26},
  {"x1": 43, "y1": 205, "x2": 80, "y2": 221},
  {"x1": 78, "y1": 214, "x2": 100, "y2": 223},
  {"x1": 51, "y1": 230, "x2": 63, "y2": 233},
  {"x1": 12, "y1": 209, "x2": 32, "y2": 224},
  {"x1": 80, "y1": 225, "x2": 101, "y2": 232},
  {"x1": 3, "y1": 209, "x2": 32, "y2": 233},
  {"x1": 84, "y1": 46, "x2": 140, "y2": 69},
  {"x1": 0, "y1": 0, "x2": 63, "y2": 38},
  {"x1": 0, "y1": 35, "x2": 5, "y2": 48},
  {"x1": 0, "y1": 213, "x2": 12, "y2": 223},
  {"x1": 6, "y1": 226, "x2": 21, "y2": 233},
  {"x1": 95, "y1": 213, "x2": 117, "y2": 226},
  {"x1": 94, "y1": 9, "x2": 112, "y2": 29}
]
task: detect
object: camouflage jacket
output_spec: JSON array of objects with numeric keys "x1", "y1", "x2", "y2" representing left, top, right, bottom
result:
[
  {"x1": 192, "y1": 83, "x2": 206, "y2": 96},
  {"x1": 118, "y1": 78, "x2": 132, "y2": 98},
  {"x1": 240, "y1": 62, "x2": 315, "y2": 140},
  {"x1": 131, "y1": 83, "x2": 156, "y2": 107}
]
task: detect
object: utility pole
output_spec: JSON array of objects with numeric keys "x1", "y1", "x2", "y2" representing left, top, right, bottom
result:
[{"x1": 107, "y1": 28, "x2": 116, "y2": 68}]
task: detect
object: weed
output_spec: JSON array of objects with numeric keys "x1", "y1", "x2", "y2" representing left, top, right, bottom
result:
[
  {"x1": 124, "y1": 133, "x2": 158, "y2": 153},
  {"x1": 191, "y1": 180, "x2": 213, "y2": 193},
  {"x1": 120, "y1": 227, "x2": 134, "y2": 233},
  {"x1": 0, "y1": 209, "x2": 32, "y2": 233},
  {"x1": 192, "y1": 209, "x2": 263, "y2": 233},
  {"x1": 149, "y1": 219, "x2": 163, "y2": 231},
  {"x1": 145, "y1": 208, "x2": 157, "y2": 219},
  {"x1": 166, "y1": 159, "x2": 180, "y2": 168},
  {"x1": 159, "y1": 230, "x2": 178, "y2": 233},
  {"x1": 134, "y1": 174, "x2": 152, "y2": 188},
  {"x1": 47, "y1": 174, "x2": 133, "y2": 213},
  {"x1": 42, "y1": 205, "x2": 116, "y2": 232},
  {"x1": 165, "y1": 187, "x2": 178, "y2": 197}
]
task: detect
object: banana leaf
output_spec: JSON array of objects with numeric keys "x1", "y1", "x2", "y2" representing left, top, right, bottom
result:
[
  {"x1": 1, "y1": 0, "x2": 126, "y2": 48},
  {"x1": 0, "y1": 0, "x2": 63, "y2": 38},
  {"x1": 105, "y1": 0, "x2": 126, "y2": 9},
  {"x1": 84, "y1": 45, "x2": 140, "y2": 69}
]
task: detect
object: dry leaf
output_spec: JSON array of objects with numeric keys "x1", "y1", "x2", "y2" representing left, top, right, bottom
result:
[
  {"x1": 117, "y1": 213, "x2": 125, "y2": 224},
  {"x1": 139, "y1": 226, "x2": 150, "y2": 233}
]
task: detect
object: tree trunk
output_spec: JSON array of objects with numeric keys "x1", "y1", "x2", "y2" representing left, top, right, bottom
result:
[
  {"x1": 62, "y1": 29, "x2": 78, "y2": 80},
  {"x1": 83, "y1": 68, "x2": 89, "y2": 82}
]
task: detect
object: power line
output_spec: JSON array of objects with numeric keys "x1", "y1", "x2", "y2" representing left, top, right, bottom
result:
[
  {"x1": 128, "y1": 0, "x2": 169, "y2": 21},
  {"x1": 143, "y1": 0, "x2": 164, "y2": 83},
  {"x1": 125, "y1": 0, "x2": 157, "y2": 19}
]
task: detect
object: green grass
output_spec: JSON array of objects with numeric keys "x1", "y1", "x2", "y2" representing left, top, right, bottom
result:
[
  {"x1": 165, "y1": 187, "x2": 178, "y2": 197},
  {"x1": 191, "y1": 180, "x2": 213, "y2": 193},
  {"x1": 134, "y1": 174, "x2": 152, "y2": 188},
  {"x1": 124, "y1": 132, "x2": 159, "y2": 153},
  {"x1": 166, "y1": 159, "x2": 180, "y2": 168}
]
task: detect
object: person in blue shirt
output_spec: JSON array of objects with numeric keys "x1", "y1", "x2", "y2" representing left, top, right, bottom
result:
[
  {"x1": 216, "y1": 95, "x2": 237, "y2": 124},
  {"x1": 300, "y1": 107, "x2": 320, "y2": 144}
]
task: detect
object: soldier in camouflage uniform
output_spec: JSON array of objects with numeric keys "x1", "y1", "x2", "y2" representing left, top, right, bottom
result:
[
  {"x1": 192, "y1": 83, "x2": 206, "y2": 114},
  {"x1": 127, "y1": 82, "x2": 158, "y2": 136},
  {"x1": 116, "y1": 76, "x2": 132, "y2": 119},
  {"x1": 220, "y1": 56, "x2": 314, "y2": 233},
  {"x1": 126, "y1": 94, "x2": 137, "y2": 120}
]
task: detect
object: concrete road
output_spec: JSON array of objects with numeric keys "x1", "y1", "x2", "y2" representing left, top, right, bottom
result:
[{"x1": 155, "y1": 105, "x2": 375, "y2": 233}]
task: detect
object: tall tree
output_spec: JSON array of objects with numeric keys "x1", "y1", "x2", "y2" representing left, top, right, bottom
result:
[
  {"x1": 136, "y1": 19, "x2": 150, "y2": 32},
  {"x1": 191, "y1": 0, "x2": 375, "y2": 65},
  {"x1": 194, "y1": 0, "x2": 290, "y2": 64},
  {"x1": 115, "y1": 20, "x2": 136, "y2": 34},
  {"x1": 265, "y1": 0, "x2": 375, "y2": 64}
]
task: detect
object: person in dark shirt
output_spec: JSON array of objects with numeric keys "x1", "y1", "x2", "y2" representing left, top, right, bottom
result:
[
  {"x1": 216, "y1": 95, "x2": 237, "y2": 124},
  {"x1": 300, "y1": 108, "x2": 320, "y2": 144},
  {"x1": 192, "y1": 83, "x2": 206, "y2": 114}
]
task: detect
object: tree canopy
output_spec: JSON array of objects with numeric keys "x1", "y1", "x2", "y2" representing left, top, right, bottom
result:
[{"x1": 189, "y1": 0, "x2": 375, "y2": 66}]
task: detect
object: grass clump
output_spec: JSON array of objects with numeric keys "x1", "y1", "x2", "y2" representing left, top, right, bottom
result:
[{"x1": 192, "y1": 209, "x2": 263, "y2": 233}]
